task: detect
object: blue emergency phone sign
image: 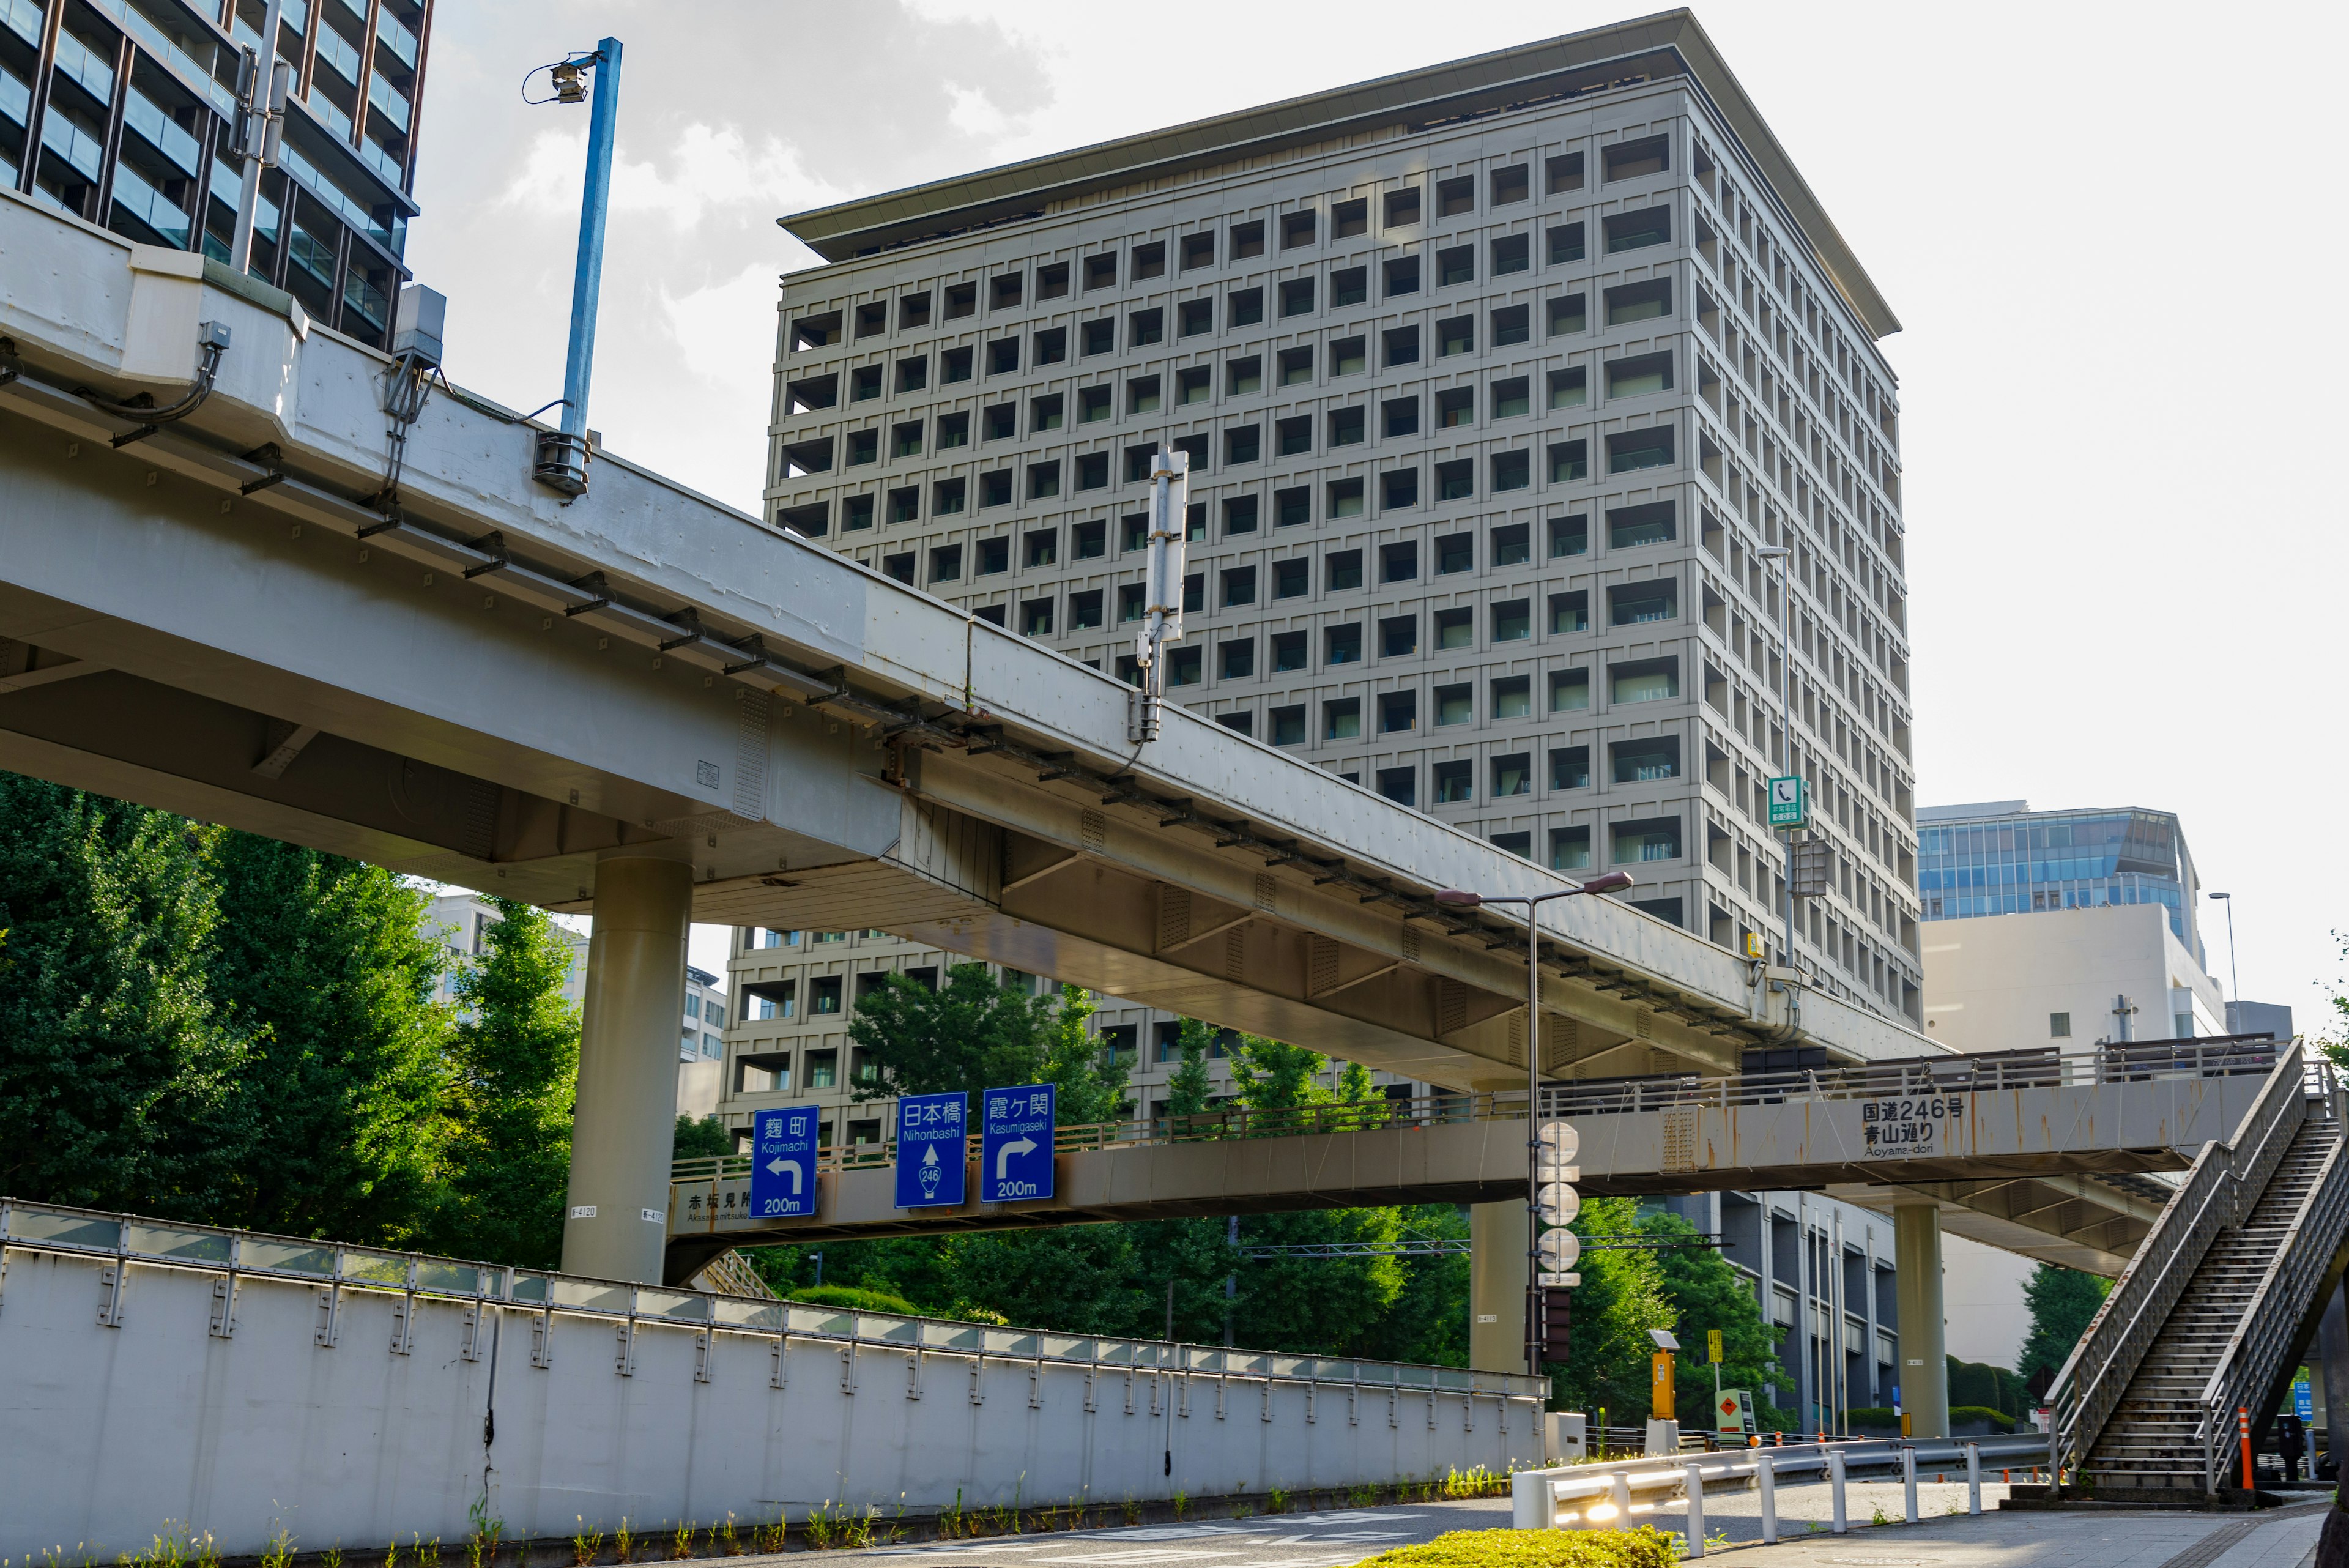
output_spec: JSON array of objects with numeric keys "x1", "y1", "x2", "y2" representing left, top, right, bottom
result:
[
  {"x1": 749, "y1": 1104, "x2": 820, "y2": 1218},
  {"x1": 894, "y1": 1091, "x2": 968, "y2": 1209},
  {"x1": 982, "y1": 1082, "x2": 1056, "y2": 1203}
]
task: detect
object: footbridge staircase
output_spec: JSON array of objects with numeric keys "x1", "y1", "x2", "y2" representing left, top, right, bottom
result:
[{"x1": 2052, "y1": 1042, "x2": 2349, "y2": 1501}]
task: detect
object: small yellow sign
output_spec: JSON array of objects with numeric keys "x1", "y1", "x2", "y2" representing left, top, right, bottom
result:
[{"x1": 1708, "y1": 1329, "x2": 1723, "y2": 1364}]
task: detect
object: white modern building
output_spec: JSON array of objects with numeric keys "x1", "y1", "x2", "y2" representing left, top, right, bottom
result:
[
  {"x1": 1916, "y1": 802, "x2": 2224, "y2": 1052},
  {"x1": 719, "y1": 12, "x2": 1920, "y2": 1155},
  {"x1": 424, "y1": 892, "x2": 725, "y2": 1120},
  {"x1": 1915, "y1": 800, "x2": 2232, "y2": 1377},
  {"x1": 423, "y1": 890, "x2": 588, "y2": 1008}
]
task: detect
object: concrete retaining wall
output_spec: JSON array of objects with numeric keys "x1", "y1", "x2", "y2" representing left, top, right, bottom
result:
[{"x1": 0, "y1": 1246, "x2": 1540, "y2": 1558}]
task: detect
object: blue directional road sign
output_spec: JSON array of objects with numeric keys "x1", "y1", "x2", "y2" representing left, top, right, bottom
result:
[
  {"x1": 982, "y1": 1082, "x2": 1056, "y2": 1203},
  {"x1": 894, "y1": 1091, "x2": 968, "y2": 1209},
  {"x1": 749, "y1": 1104, "x2": 820, "y2": 1219}
]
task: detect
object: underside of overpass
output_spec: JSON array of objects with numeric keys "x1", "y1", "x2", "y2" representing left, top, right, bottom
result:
[{"x1": 0, "y1": 197, "x2": 1942, "y2": 1292}]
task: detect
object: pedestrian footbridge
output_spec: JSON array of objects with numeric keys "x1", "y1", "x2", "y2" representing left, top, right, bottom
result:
[{"x1": 668, "y1": 1038, "x2": 2285, "y2": 1278}]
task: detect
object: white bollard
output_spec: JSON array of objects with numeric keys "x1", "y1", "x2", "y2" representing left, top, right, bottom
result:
[
  {"x1": 1757, "y1": 1452, "x2": 1779, "y2": 1544},
  {"x1": 1902, "y1": 1444, "x2": 1918, "y2": 1523},
  {"x1": 1511, "y1": 1466, "x2": 1555, "y2": 1530},
  {"x1": 1966, "y1": 1441, "x2": 1981, "y2": 1515},
  {"x1": 1611, "y1": 1472, "x2": 1633, "y2": 1527},
  {"x1": 1828, "y1": 1447, "x2": 1848, "y2": 1534},
  {"x1": 1683, "y1": 1462, "x2": 1706, "y2": 1558}
]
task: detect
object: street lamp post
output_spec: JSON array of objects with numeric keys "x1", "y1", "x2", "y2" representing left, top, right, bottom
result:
[
  {"x1": 1434, "y1": 870, "x2": 1636, "y2": 1376},
  {"x1": 2209, "y1": 891, "x2": 2240, "y2": 1028},
  {"x1": 1755, "y1": 544, "x2": 1796, "y2": 966}
]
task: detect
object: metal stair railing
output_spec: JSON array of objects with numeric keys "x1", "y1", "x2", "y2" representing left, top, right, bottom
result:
[
  {"x1": 2049, "y1": 1041, "x2": 2306, "y2": 1483},
  {"x1": 2196, "y1": 1061, "x2": 2348, "y2": 1495},
  {"x1": 688, "y1": 1247, "x2": 778, "y2": 1299}
]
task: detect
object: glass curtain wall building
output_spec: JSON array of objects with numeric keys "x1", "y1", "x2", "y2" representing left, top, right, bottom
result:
[
  {"x1": 0, "y1": 0, "x2": 430, "y2": 349},
  {"x1": 1917, "y1": 800, "x2": 2205, "y2": 966}
]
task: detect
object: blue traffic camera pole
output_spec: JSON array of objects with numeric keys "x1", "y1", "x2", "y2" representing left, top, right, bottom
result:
[
  {"x1": 531, "y1": 35, "x2": 622, "y2": 495},
  {"x1": 563, "y1": 36, "x2": 622, "y2": 447}
]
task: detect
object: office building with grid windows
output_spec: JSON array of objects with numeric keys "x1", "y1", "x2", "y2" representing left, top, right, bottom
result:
[
  {"x1": 722, "y1": 13, "x2": 1923, "y2": 1145},
  {"x1": 0, "y1": 0, "x2": 430, "y2": 349}
]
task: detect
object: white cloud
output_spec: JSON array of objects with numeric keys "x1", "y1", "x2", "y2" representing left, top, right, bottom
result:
[
  {"x1": 944, "y1": 83, "x2": 1012, "y2": 138},
  {"x1": 500, "y1": 124, "x2": 850, "y2": 231},
  {"x1": 661, "y1": 263, "x2": 782, "y2": 392}
]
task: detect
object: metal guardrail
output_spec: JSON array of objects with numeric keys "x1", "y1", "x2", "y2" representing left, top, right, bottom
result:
[
  {"x1": 0, "y1": 1196, "x2": 1546, "y2": 1401},
  {"x1": 1511, "y1": 1435, "x2": 2052, "y2": 1551},
  {"x1": 2049, "y1": 1042, "x2": 2308, "y2": 1483},
  {"x1": 675, "y1": 1040, "x2": 2280, "y2": 1192},
  {"x1": 2196, "y1": 1061, "x2": 2347, "y2": 1492}
]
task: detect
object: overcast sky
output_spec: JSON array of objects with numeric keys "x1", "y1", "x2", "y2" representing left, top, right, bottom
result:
[{"x1": 409, "y1": 2, "x2": 2349, "y2": 1021}]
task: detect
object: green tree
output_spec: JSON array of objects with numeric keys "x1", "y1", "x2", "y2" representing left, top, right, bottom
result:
[
  {"x1": 431, "y1": 899, "x2": 579, "y2": 1267},
  {"x1": 848, "y1": 962, "x2": 1055, "y2": 1121},
  {"x1": 935, "y1": 1225, "x2": 1145, "y2": 1331},
  {"x1": 1217, "y1": 1031, "x2": 1407, "y2": 1351},
  {"x1": 0, "y1": 778, "x2": 254, "y2": 1218},
  {"x1": 1353, "y1": 1204, "x2": 1473, "y2": 1367},
  {"x1": 1162, "y1": 1019, "x2": 1217, "y2": 1120},
  {"x1": 1039, "y1": 983, "x2": 1130, "y2": 1124},
  {"x1": 1638, "y1": 1207, "x2": 1787, "y2": 1432},
  {"x1": 1552, "y1": 1195, "x2": 1675, "y2": 1425},
  {"x1": 674, "y1": 1113, "x2": 731, "y2": 1158},
  {"x1": 1229, "y1": 1032, "x2": 1333, "y2": 1110},
  {"x1": 202, "y1": 834, "x2": 451, "y2": 1244},
  {"x1": 2018, "y1": 1263, "x2": 2113, "y2": 1384}
]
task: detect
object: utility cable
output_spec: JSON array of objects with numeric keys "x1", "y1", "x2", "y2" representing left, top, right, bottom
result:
[
  {"x1": 76, "y1": 332, "x2": 229, "y2": 447},
  {"x1": 372, "y1": 348, "x2": 449, "y2": 513}
]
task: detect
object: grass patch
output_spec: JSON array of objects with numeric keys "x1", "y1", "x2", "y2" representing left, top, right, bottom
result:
[{"x1": 1357, "y1": 1527, "x2": 1678, "y2": 1566}]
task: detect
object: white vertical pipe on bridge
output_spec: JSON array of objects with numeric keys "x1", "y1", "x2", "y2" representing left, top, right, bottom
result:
[
  {"x1": 563, "y1": 845, "x2": 694, "y2": 1284},
  {"x1": 1894, "y1": 1203, "x2": 1948, "y2": 1440},
  {"x1": 1756, "y1": 1451, "x2": 1778, "y2": 1542}
]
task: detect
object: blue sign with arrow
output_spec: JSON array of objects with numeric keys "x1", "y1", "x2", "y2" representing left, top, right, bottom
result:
[
  {"x1": 749, "y1": 1104, "x2": 820, "y2": 1219},
  {"x1": 982, "y1": 1082, "x2": 1056, "y2": 1203},
  {"x1": 894, "y1": 1091, "x2": 968, "y2": 1209}
]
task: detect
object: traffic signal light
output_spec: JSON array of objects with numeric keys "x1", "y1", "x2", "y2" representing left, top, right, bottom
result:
[{"x1": 1529, "y1": 1285, "x2": 1572, "y2": 1362}]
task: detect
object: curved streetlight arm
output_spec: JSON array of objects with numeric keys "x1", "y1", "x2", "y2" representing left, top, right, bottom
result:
[{"x1": 1432, "y1": 872, "x2": 1635, "y2": 1372}]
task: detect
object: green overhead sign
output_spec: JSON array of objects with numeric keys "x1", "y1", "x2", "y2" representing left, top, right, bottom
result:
[{"x1": 1767, "y1": 776, "x2": 1808, "y2": 830}]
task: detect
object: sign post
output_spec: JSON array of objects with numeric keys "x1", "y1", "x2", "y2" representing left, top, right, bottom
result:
[
  {"x1": 982, "y1": 1082, "x2": 1056, "y2": 1203},
  {"x1": 749, "y1": 1104, "x2": 820, "y2": 1219},
  {"x1": 893, "y1": 1091, "x2": 968, "y2": 1209},
  {"x1": 1765, "y1": 776, "x2": 1808, "y2": 967}
]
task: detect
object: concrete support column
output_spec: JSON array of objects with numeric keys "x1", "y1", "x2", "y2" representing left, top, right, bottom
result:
[
  {"x1": 1470, "y1": 1197, "x2": 1532, "y2": 1375},
  {"x1": 1893, "y1": 1203, "x2": 1948, "y2": 1439},
  {"x1": 562, "y1": 845, "x2": 694, "y2": 1285},
  {"x1": 2318, "y1": 1279, "x2": 2349, "y2": 1462}
]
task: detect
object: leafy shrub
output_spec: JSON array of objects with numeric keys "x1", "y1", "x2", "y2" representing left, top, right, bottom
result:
[
  {"x1": 1358, "y1": 1527, "x2": 1678, "y2": 1566},
  {"x1": 787, "y1": 1284, "x2": 924, "y2": 1315},
  {"x1": 1951, "y1": 1405, "x2": 2017, "y2": 1433}
]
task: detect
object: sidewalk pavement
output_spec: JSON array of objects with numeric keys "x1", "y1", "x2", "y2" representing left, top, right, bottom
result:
[
  {"x1": 776, "y1": 1484, "x2": 2331, "y2": 1567},
  {"x1": 1547, "y1": 1475, "x2": 2328, "y2": 1560}
]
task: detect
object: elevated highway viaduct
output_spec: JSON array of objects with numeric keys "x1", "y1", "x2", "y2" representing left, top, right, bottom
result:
[{"x1": 2, "y1": 190, "x2": 1926, "y2": 1370}]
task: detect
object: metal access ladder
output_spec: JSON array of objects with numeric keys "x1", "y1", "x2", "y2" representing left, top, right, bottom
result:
[{"x1": 2052, "y1": 1044, "x2": 2349, "y2": 1499}]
